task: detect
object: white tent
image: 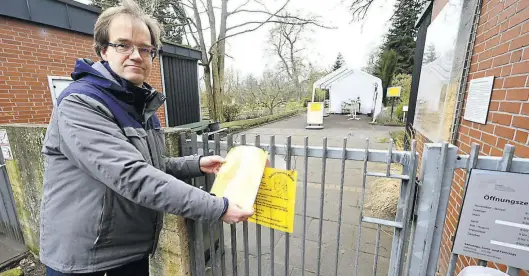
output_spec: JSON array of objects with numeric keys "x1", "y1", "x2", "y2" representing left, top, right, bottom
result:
[{"x1": 312, "y1": 67, "x2": 383, "y2": 118}]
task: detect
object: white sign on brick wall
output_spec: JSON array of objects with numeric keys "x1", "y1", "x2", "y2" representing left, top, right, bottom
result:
[
  {"x1": 0, "y1": 129, "x2": 12, "y2": 160},
  {"x1": 463, "y1": 76, "x2": 495, "y2": 124}
]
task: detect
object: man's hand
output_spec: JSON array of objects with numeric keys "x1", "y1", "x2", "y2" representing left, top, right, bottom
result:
[
  {"x1": 199, "y1": 155, "x2": 225, "y2": 174},
  {"x1": 222, "y1": 203, "x2": 254, "y2": 224}
]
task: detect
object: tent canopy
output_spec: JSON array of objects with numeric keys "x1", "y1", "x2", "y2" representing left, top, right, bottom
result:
[{"x1": 312, "y1": 67, "x2": 383, "y2": 118}]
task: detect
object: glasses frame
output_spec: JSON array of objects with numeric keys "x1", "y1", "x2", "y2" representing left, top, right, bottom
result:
[{"x1": 107, "y1": 42, "x2": 157, "y2": 59}]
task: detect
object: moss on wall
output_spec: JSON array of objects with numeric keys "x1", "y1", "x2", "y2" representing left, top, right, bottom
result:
[{"x1": 4, "y1": 124, "x2": 47, "y2": 256}]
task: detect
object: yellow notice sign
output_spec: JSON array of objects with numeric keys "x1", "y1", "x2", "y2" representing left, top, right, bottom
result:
[
  {"x1": 387, "y1": 86, "x2": 401, "y2": 97},
  {"x1": 309, "y1": 102, "x2": 322, "y2": 111},
  {"x1": 248, "y1": 168, "x2": 297, "y2": 233}
]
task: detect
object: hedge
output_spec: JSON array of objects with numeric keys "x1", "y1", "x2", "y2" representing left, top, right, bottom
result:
[{"x1": 221, "y1": 109, "x2": 302, "y2": 133}]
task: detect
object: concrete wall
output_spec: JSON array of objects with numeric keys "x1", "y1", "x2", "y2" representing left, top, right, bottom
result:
[{"x1": 2, "y1": 124, "x2": 190, "y2": 275}]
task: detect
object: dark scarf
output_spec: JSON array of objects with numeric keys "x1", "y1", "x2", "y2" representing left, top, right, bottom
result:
[{"x1": 101, "y1": 61, "x2": 151, "y2": 116}]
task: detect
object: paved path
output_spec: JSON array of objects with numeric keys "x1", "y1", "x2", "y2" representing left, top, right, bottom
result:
[{"x1": 205, "y1": 114, "x2": 405, "y2": 276}]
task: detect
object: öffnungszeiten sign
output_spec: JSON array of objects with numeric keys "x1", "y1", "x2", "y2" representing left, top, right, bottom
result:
[{"x1": 453, "y1": 169, "x2": 529, "y2": 270}]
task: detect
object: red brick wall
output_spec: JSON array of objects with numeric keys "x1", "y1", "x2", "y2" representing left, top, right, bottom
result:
[
  {"x1": 0, "y1": 16, "x2": 166, "y2": 126},
  {"x1": 414, "y1": 0, "x2": 529, "y2": 274},
  {"x1": 150, "y1": 58, "x2": 166, "y2": 126},
  {"x1": 460, "y1": 0, "x2": 529, "y2": 159}
]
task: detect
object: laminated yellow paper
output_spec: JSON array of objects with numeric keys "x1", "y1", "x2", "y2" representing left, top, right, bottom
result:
[
  {"x1": 248, "y1": 168, "x2": 297, "y2": 233},
  {"x1": 210, "y1": 145, "x2": 269, "y2": 212}
]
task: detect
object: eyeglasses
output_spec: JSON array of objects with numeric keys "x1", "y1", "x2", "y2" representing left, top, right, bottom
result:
[{"x1": 107, "y1": 42, "x2": 156, "y2": 59}]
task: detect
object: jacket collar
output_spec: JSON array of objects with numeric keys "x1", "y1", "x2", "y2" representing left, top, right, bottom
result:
[{"x1": 76, "y1": 59, "x2": 166, "y2": 122}]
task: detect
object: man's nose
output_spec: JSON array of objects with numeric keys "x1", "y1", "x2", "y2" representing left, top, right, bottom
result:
[{"x1": 129, "y1": 46, "x2": 143, "y2": 60}]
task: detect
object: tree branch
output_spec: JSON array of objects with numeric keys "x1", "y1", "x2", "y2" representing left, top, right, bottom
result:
[
  {"x1": 191, "y1": 0, "x2": 209, "y2": 64},
  {"x1": 228, "y1": 0, "x2": 252, "y2": 15},
  {"x1": 349, "y1": 0, "x2": 374, "y2": 21},
  {"x1": 185, "y1": 23, "x2": 200, "y2": 47},
  {"x1": 226, "y1": 18, "x2": 323, "y2": 32}
]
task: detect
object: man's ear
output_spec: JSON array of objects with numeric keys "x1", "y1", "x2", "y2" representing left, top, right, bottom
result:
[{"x1": 100, "y1": 47, "x2": 108, "y2": 61}]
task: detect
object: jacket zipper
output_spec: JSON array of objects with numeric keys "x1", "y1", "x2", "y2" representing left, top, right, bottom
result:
[{"x1": 92, "y1": 192, "x2": 107, "y2": 249}]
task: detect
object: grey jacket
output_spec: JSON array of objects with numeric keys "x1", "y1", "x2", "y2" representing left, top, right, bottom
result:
[{"x1": 39, "y1": 59, "x2": 225, "y2": 273}]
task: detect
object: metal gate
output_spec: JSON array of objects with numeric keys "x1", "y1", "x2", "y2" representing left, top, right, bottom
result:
[
  {"x1": 181, "y1": 133, "x2": 420, "y2": 276},
  {"x1": 0, "y1": 148, "x2": 24, "y2": 244},
  {"x1": 406, "y1": 143, "x2": 529, "y2": 276}
]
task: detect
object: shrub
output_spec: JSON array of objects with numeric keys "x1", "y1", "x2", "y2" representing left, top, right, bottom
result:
[
  {"x1": 286, "y1": 100, "x2": 302, "y2": 110},
  {"x1": 222, "y1": 103, "x2": 242, "y2": 122},
  {"x1": 389, "y1": 74, "x2": 412, "y2": 120},
  {"x1": 374, "y1": 108, "x2": 406, "y2": 126}
]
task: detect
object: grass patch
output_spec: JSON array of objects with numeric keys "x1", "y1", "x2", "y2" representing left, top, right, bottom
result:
[
  {"x1": 0, "y1": 267, "x2": 23, "y2": 276},
  {"x1": 364, "y1": 168, "x2": 402, "y2": 221},
  {"x1": 390, "y1": 130, "x2": 409, "y2": 150}
]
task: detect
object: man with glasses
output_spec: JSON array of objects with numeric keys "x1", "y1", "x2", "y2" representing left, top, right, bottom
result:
[{"x1": 39, "y1": 0, "x2": 253, "y2": 275}]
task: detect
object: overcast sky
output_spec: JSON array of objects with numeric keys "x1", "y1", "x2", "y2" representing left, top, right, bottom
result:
[{"x1": 74, "y1": 0, "x2": 396, "y2": 77}]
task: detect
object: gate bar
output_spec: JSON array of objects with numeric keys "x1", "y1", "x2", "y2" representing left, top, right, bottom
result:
[
  {"x1": 214, "y1": 134, "x2": 227, "y2": 276},
  {"x1": 373, "y1": 224, "x2": 382, "y2": 275},
  {"x1": 181, "y1": 134, "x2": 196, "y2": 276},
  {"x1": 269, "y1": 136, "x2": 276, "y2": 276},
  {"x1": 285, "y1": 136, "x2": 292, "y2": 276},
  {"x1": 333, "y1": 138, "x2": 347, "y2": 276},
  {"x1": 408, "y1": 143, "x2": 458, "y2": 276},
  {"x1": 255, "y1": 135, "x2": 262, "y2": 276},
  {"x1": 240, "y1": 134, "x2": 250, "y2": 276},
  {"x1": 192, "y1": 134, "x2": 206, "y2": 276},
  {"x1": 316, "y1": 137, "x2": 327, "y2": 276},
  {"x1": 498, "y1": 146, "x2": 519, "y2": 276},
  {"x1": 199, "y1": 140, "x2": 411, "y2": 164},
  {"x1": 365, "y1": 172, "x2": 409, "y2": 180},
  {"x1": 203, "y1": 134, "x2": 218, "y2": 276},
  {"x1": 362, "y1": 217, "x2": 403, "y2": 229},
  {"x1": 227, "y1": 135, "x2": 238, "y2": 276},
  {"x1": 354, "y1": 138, "x2": 369, "y2": 276},
  {"x1": 447, "y1": 144, "x2": 480, "y2": 276},
  {"x1": 420, "y1": 143, "x2": 448, "y2": 276},
  {"x1": 390, "y1": 140, "x2": 418, "y2": 275},
  {"x1": 301, "y1": 137, "x2": 309, "y2": 276}
]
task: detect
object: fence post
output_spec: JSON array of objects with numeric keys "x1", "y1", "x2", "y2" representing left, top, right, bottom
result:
[
  {"x1": 150, "y1": 127, "x2": 192, "y2": 276},
  {"x1": 407, "y1": 143, "x2": 458, "y2": 276}
]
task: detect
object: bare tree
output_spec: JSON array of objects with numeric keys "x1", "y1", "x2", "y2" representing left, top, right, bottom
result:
[
  {"x1": 349, "y1": 0, "x2": 427, "y2": 21},
  {"x1": 349, "y1": 0, "x2": 378, "y2": 21},
  {"x1": 362, "y1": 46, "x2": 381, "y2": 74},
  {"x1": 178, "y1": 0, "x2": 326, "y2": 122},
  {"x1": 268, "y1": 12, "x2": 313, "y2": 101},
  {"x1": 223, "y1": 66, "x2": 244, "y2": 103},
  {"x1": 251, "y1": 70, "x2": 291, "y2": 115}
]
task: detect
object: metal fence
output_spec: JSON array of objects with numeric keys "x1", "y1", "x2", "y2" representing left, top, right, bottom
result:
[
  {"x1": 181, "y1": 133, "x2": 419, "y2": 276},
  {"x1": 0, "y1": 149, "x2": 24, "y2": 244},
  {"x1": 407, "y1": 143, "x2": 529, "y2": 276}
]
